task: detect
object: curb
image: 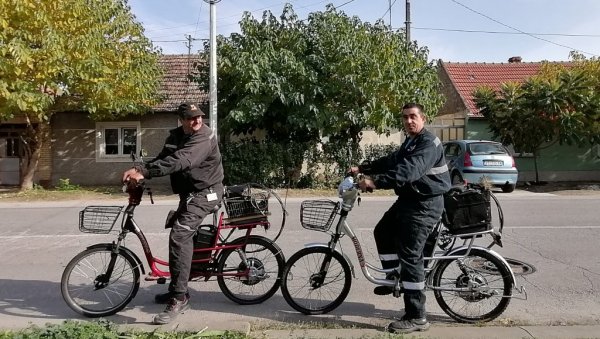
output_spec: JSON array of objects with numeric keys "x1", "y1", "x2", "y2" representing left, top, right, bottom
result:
[{"x1": 259, "y1": 325, "x2": 600, "y2": 339}]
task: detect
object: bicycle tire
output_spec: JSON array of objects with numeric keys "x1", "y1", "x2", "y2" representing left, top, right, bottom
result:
[
  {"x1": 281, "y1": 247, "x2": 352, "y2": 315},
  {"x1": 61, "y1": 246, "x2": 140, "y2": 317},
  {"x1": 217, "y1": 236, "x2": 285, "y2": 305},
  {"x1": 432, "y1": 248, "x2": 513, "y2": 323}
]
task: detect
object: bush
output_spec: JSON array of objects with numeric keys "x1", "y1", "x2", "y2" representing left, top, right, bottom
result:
[
  {"x1": 219, "y1": 139, "x2": 399, "y2": 189},
  {"x1": 56, "y1": 178, "x2": 80, "y2": 191},
  {"x1": 220, "y1": 139, "x2": 317, "y2": 188}
]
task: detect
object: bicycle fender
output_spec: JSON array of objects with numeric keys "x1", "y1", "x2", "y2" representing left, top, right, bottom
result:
[
  {"x1": 220, "y1": 235, "x2": 286, "y2": 263},
  {"x1": 86, "y1": 243, "x2": 146, "y2": 275},
  {"x1": 446, "y1": 246, "x2": 516, "y2": 285},
  {"x1": 303, "y1": 242, "x2": 355, "y2": 278}
]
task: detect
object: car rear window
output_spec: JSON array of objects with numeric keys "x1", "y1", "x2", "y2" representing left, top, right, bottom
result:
[{"x1": 468, "y1": 143, "x2": 507, "y2": 155}]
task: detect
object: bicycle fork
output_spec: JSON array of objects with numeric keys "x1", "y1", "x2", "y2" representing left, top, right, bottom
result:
[{"x1": 94, "y1": 236, "x2": 127, "y2": 290}]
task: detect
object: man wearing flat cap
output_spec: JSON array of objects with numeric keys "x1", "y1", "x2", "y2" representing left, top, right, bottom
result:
[{"x1": 123, "y1": 101, "x2": 224, "y2": 324}]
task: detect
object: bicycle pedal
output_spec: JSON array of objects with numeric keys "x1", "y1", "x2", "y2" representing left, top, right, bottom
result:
[
  {"x1": 156, "y1": 277, "x2": 167, "y2": 284},
  {"x1": 145, "y1": 274, "x2": 160, "y2": 281}
]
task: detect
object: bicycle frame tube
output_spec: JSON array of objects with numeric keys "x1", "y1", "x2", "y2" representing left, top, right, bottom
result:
[
  {"x1": 121, "y1": 210, "x2": 171, "y2": 276},
  {"x1": 339, "y1": 218, "x2": 396, "y2": 288}
]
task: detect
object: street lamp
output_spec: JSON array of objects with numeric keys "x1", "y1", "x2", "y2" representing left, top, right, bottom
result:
[{"x1": 202, "y1": 0, "x2": 221, "y2": 138}]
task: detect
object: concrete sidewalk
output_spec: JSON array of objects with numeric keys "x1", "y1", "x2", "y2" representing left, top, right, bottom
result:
[{"x1": 260, "y1": 325, "x2": 600, "y2": 338}]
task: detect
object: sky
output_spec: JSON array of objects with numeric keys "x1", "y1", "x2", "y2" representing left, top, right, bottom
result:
[{"x1": 128, "y1": 0, "x2": 600, "y2": 63}]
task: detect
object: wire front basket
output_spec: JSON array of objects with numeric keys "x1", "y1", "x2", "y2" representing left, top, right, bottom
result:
[
  {"x1": 223, "y1": 184, "x2": 270, "y2": 219},
  {"x1": 79, "y1": 206, "x2": 123, "y2": 234},
  {"x1": 300, "y1": 199, "x2": 339, "y2": 232}
]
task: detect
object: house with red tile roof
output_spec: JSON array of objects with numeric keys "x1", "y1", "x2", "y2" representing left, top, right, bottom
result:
[
  {"x1": 436, "y1": 57, "x2": 599, "y2": 182},
  {"x1": 0, "y1": 54, "x2": 208, "y2": 187}
]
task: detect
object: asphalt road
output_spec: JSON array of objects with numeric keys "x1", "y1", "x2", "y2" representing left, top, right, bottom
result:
[{"x1": 0, "y1": 190, "x2": 599, "y2": 331}]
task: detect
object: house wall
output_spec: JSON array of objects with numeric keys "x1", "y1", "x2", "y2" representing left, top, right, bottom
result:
[
  {"x1": 51, "y1": 112, "x2": 175, "y2": 186},
  {"x1": 466, "y1": 119, "x2": 600, "y2": 182},
  {"x1": 435, "y1": 64, "x2": 467, "y2": 142}
]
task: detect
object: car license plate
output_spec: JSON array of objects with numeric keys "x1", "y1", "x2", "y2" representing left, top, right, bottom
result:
[{"x1": 483, "y1": 160, "x2": 503, "y2": 166}]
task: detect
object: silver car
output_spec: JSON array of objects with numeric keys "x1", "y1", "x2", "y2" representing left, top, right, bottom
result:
[{"x1": 443, "y1": 140, "x2": 519, "y2": 193}]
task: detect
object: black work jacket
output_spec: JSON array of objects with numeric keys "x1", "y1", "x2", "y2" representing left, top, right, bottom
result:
[
  {"x1": 359, "y1": 129, "x2": 451, "y2": 198},
  {"x1": 137, "y1": 124, "x2": 224, "y2": 194}
]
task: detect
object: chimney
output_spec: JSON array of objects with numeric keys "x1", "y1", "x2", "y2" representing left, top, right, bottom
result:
[{"x1": 508, "y1": 56, "x2": 522, "y2": 63}]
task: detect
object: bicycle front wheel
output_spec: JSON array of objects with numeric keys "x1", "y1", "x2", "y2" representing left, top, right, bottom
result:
[
  {"x1": 217, "y1": 236, "x2": 285, "y2": 305},
  {"x1": 61, "y1": 246, "x2": 140, "y2": 317},
  {"x1": 281, "y1": 247, "x2": 352, "y2": 315},
  {"x1": 432, "y1": 248, "x2": 513, "y2": 323}
]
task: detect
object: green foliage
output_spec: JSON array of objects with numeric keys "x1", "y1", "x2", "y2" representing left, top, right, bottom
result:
[
  {"x1": 220, "y1": 139, "x2": 402, "y2": 189},
  {"x1": 1, "y1": 320, "x2": 119, "y2": 339},
  {"x1": 197, "y1": 3, "x2": 443, "y2": 157},
  {"x1": 474, "y1": 67, "x2": 599, "y2": 153},
  {"x1": 363, "y1": 143, "x2": 399, "y2": 161},
  {"x1": 0, "y1": 0, "x2": 162, "y2": 118},
  {"x1": 0, "y1": 320, "x2": 249, "y2": 339},
  {"x1": 56, "y1": 178, "x2": 80, "y2": 191},
  {"x1": 220, "y1": 139, "x2": 317, "y2": 188},
  {"x1": 0, "y1": 0, "x2": 163, "y2": 190}
]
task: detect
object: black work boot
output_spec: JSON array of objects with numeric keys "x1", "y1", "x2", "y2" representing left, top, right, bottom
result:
[
  {"x1": 386, "y1": 317, "x2": 430, "y2": 334},
  {"x1": 155, "y1": 291, "x2": 190, "y2": 304},
  {"x1": 373, "y1": 273, "x2": 399, "y2": 295},
  {"x1": 373, "y1": 285, "x2": 394, "y2": 295},
  {"x1": 153, "y1": 295, "x2": 190, "y2": 325}
]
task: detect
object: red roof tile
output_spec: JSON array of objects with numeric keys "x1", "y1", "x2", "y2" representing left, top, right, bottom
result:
[
  {"x1": 154, "y1": 54, "x2": 207, "y2": 111},
  {"x1": 441, "y1": 61, "x2": 546, "y2": 117}
]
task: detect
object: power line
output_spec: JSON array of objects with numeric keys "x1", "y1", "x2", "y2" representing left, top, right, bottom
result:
[
  {"x1": 380, "y1": 0, "x2": 398, "y2": 23},
  {"x1": 449, "y1": 0, "x2": 599, "y2": 57},
  {"x1": 146, "y1": 0, "x2": 353, "y2": 42},
  {"x1": 410, "y1": 27, "x2": 600, "y2": 38}
]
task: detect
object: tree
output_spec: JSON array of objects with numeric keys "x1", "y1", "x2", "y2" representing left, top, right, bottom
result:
[
  {"x1": 473, "y1": 61, "x2": 600, "y2": 183},
  {"x1": 198, "y1": 4, "x2": 443, "y2": 167},
  {"x1": 0, "y1": 0, "x2": 162, "y2": 190}
]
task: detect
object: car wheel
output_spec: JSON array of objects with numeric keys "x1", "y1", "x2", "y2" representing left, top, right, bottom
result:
[
  {"x1": 451, "y1": 172, "x2": 464, "y2": 186},
  {"x1": 502, "y1": 184, "x2": 515, "y2": 193}
]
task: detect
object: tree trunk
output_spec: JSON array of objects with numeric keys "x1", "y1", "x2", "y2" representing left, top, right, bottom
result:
[{"x1": 19, "y1": 120, "x2": 49, "y2": 191}]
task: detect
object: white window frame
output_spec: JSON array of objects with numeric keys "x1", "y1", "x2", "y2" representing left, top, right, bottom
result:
[{"x1": 95, "y1": 121, "x2": 141, "y2": 162}]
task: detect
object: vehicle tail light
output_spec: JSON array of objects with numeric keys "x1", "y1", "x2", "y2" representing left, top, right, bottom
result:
[
  {"x1": 511, "y1": 156, "x2": 516, "y2": 168},
  {"x1": 464, "y1": 152, "x2": 473, "y2": 167}
]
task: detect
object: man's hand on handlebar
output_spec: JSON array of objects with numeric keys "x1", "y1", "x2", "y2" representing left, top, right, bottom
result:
[
  {"x1": 122, "y1": 167, "x2": 145, "y2": 183},
  {"x1": 358, "y1": 176, "x2": 376, "y2": 193}
]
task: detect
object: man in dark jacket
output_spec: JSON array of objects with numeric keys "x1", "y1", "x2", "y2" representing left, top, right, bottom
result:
[
  {"x1": 351, "y1": 103, "x2": 451, "y2": 334},
  {"x1": 122, "y1": 102, "x2": 224, "y2": 324}
]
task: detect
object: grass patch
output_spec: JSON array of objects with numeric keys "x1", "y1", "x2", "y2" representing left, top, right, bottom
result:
[
  {"x1": 0, "y1": 320, "x2": 250, "y2": 339},
  {"x1": 0, "y1": 185, "x2": 125, "y2": 202}
]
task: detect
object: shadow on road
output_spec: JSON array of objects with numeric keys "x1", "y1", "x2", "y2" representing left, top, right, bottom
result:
[{"x1": 0, "y1": 278, "x2": 454, "y2": 329}]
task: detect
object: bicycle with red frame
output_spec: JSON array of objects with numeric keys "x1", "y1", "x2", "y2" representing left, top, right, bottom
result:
[{"x1": 61, "y1": 178, "x2": 287, "y2": 317}]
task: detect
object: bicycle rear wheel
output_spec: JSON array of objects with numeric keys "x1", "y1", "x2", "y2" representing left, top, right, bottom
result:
[
  {"x1": 432, "y1": 248, "x2": 513, "y2": 323},
  {"x1": 281, "y1": 247, "x2": 352, "y2": 315},
  {"x1": 217, "y1": 236, "x2": 285, "y2": 305},
  {"x1": 61, "y1": 246, "x2": 140, "y2": 317}
]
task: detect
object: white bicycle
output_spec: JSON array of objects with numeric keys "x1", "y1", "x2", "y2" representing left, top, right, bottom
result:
[{"x1": 280, "y1": 177, "x2": 526, "y2": 323}]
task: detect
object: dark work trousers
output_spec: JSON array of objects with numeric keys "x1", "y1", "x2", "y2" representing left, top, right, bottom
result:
[
  {"x1": 168, "y1": 184, "x2": 223, "y2": 296},
  {"x1": 373, "y1": 194, "x2": 444, "y2": 319}
]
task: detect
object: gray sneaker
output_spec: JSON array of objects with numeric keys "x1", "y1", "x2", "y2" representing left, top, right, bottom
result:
[
  {"x1": 386, "y1": 317, "x2": 430, "y2": 334},
  {"x1": 153, "y1": 296, "x2": 190, "y2": 325}
]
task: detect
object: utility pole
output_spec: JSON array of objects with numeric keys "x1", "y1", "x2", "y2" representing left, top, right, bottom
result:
[
  {"x1": 405, "y1": 0, "x2": 411, "y2": 46},
  {"x1": 184, "y1": 34, "x2": 200, "y2": 79},
  {"x1": 389, "y1": 0, "x2": 392, "y2": 26},
  {"x1": 203, "y1": 0, "x2": 219, "y2": 138}
]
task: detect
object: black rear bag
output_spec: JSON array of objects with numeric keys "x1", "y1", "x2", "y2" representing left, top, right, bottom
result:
[{"x1": 443, "y1": 186, "x2": 492, "y2": 234}]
